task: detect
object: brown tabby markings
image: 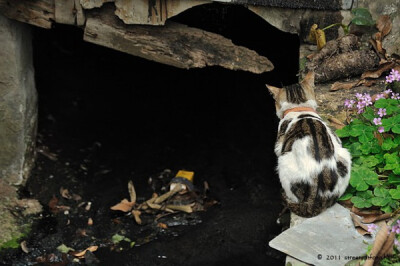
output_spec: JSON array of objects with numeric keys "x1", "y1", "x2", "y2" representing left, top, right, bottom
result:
[
  {"x1": 317, "y1": 168, "x2": 338, "y2": 192},
  {"x1": 277, "y1": 119, "x2": 292, "y2": 142},
  {"x1": 281, "y1": 117, "x2": 334, "y2": 162},
  {"x1": 286, "y1": 182, "x2": 338, "y2": 217},
  {"x1": 285, "y1": 84, "x2": 306, "y2": 104},
  {"x1": 267, "y1": 72, "x2": 351, "y2": 218},
  {"x1": 337, "y1": 161, "x2": 348, "y2": 177}
]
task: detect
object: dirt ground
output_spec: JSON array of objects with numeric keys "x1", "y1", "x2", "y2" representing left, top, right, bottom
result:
[{"x1": 0, "y1": 9, "x2": 299, "y2": 264}]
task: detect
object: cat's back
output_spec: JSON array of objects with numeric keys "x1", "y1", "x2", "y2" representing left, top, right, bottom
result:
[{"x1": 277, "y1": 112, "x2": 336, "y2": 162}]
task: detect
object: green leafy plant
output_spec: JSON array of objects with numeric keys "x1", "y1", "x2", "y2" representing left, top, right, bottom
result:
[
  {"x1": 322, "y1": 8, "x2": 375, "y2": 35},
  {"x1": 337, "y1": 69, "x2": 400, "y2": 213}
]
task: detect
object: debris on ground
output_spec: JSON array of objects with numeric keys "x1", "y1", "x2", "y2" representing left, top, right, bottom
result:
[
  {"x1": 110, "y1": 170, "x2": 218, "y2": 226},
  {"x1": 305, "y1": 14, "x2": 400, "y2": 85}
]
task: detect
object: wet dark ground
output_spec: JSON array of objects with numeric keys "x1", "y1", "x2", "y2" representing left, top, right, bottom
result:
[{"x1": 0, "y1": 4, "x2": 299, "y2": 266}]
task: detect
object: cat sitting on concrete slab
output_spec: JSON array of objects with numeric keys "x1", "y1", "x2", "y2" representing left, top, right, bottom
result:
[{"x1": 267, "y1": 72, "x2": 351, "y2": 217}]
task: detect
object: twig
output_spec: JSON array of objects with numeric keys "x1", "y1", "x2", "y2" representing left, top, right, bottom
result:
[{"x1": 154, "y1": 184, "x2": 184, "y2": 204}]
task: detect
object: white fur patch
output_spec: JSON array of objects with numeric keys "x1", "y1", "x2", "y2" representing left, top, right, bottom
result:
[{"x1": 275, "y1": 110, "x2": 351, "y2": 203}]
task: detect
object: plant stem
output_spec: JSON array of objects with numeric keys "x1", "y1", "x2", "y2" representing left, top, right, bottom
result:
[{"x1": 322, "y1": 23, "x2": 347, "y2": 32}]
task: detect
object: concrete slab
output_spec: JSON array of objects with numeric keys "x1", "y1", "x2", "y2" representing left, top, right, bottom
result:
[{"x1": 269, "y1": 204, "x2": 374, "y2": 266}]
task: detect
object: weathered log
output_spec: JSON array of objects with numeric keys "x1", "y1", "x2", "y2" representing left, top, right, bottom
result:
[
  {"x1": 83, "y1": 7, "x2": 274, "y2": 73},
  {"x1": 314, "y1": 50, "x2": 379, "y2": 83},
  {"x1": 308, "y1": 34, "x2": 360, "y2": 70},
  {"x1": 55, "y1": 0, "x2": 85, "y2": 26},
  {"x1": 0, "y1": 0, "x2": 55, "y2": 29}
]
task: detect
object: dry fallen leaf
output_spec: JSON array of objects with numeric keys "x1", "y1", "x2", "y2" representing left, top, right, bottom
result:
[
  {"x1": 132, "y1": 210, "x2": 142, "y2": 225},
  {"x1": 72, "y1": 193, "x2": 82, "y2": 201},
  {"x1": 204, "y1": 181, "x2": 210, "y2": 193},
  {"x1": 376, "y1": 15, "x2": 392, "y2": 38},
  {"x1": 157, "y1": 222, "x2": 168, "y2": 229},
  {"x1": 20, "y1": 241, "x2": 30, "y2": 253},
  {"x1": 308, "y1": 24, "x2": 326, "y2": 50},
  {"x1": 351, "y1": 206, "x2": 381, "y2": 216},
  {"x1": 307, "y1": 24, "x2": 318, "y2": 43},
  {"x1": 361, "y1": 61, "x2": 395, "y2": 79},
  {"x1": 85, "y1": 202, "x2": 92, "y2": 211},
  {"x1": 60, "y1": 187, "x2": 72, "y2": 200},
  {"x1": 110, "y1": 199, "x2": 135, "y2": 212},
  {"x1": 364, "y1": 223, "x2": 389, "y2": 266},
  {"x1": 76, "y1": 228, "x2": 88, "y2": 237},
  {"x1": 48, "y1": 195, "x2": 59, "y2": 213},
  {"x1": 361, "y1": 212, "x2": 391, "y2": 223},
  {"x1": 362, "y1": 79, "x2": 377, "y2": 87},
  {"x1": 356, "y1": 227, "x2": 370, "y2": 236},
  {"x1": 73, "y1": 245, "x2": 98, "y2": 258},
  {"x1": 56, "y1": 205, "x2": 71, "y2": 211},
  {"x1": 328, "y1": 116, "x2": 345, "y2": 130},
  {"x1": 375, "y1": 32, "x2": 386, "y2": 57},
  {"x1": 378, "y1": 231, "x2": 395, "y2": 257},
  {"x1": 350, "y1": 213, "x2": 371, "y2": 235},
  {"x1": 166, "y1": 204, "x2": 193, "y2": 213},
  {"x1": 128, "y1": 181, "x2": 136, "y2": 204},
  {"x1": 330, "y1": 80, "x2": 360, "y2": 91},
  {"x1": 154, "y1": 184, "x2": 184, "y2": 204}
]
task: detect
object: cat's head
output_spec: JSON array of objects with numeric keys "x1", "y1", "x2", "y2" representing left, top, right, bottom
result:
[{"x1": 266, "y1": 72, "x2": 317, "y2": 119}]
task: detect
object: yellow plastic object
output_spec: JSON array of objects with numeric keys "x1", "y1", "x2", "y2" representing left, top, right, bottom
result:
[{"x1": 175, "y1": 170, "x2": 194, "y2": 182}]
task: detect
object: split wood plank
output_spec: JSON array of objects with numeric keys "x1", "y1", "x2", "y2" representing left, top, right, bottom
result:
[
  {"x1": 0, "y1": 0, "x2": 55, "y2": 29},
  {"x1": 84, "y1": 7, "x2": 274, "y2": 73},
  {"x1": 55, "y1": 0, "x2": 85, "y2": 26}
]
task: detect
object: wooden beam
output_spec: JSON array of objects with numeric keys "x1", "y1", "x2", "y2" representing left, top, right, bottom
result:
[
  {"x1": 84, "y1": 8, "x2": 274, "y2": 73},
  {"x1": 54, "y1": 0, "x2": 85, "y2": 26},
  {"x1": 0, "y1": 0, "x2": 55, "y2": 29}
]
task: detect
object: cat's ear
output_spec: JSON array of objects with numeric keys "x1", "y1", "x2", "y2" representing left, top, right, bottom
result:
[
  {"x1": 301, "y1": 71, "x2": 315, "y2": 89},
  {"x1": 266, "y1": 84, "x2": 281, "y2": 99}
]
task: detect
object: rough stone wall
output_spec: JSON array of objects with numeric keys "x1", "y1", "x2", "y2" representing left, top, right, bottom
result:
[
  {"x1": 356, "y1": 0, "x2": 400, "y2": 56},
  {"x1": 0, "y1": 14, "x2": 37, "y2": 185}
]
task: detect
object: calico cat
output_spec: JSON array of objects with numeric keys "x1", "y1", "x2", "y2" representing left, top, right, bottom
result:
[{"x1": 266, "y1": 72, "x2": 351, "y2": 217}]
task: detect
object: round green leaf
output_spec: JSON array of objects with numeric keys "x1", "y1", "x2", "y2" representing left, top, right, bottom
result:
[
  {"x1": 336, "y1": 126, "x2": 351, "y2": 138},
  {"x1": 388, "y1": 174, "x2": 400, "y2": 185},
  {"x1": 382, "y1": 138, "x2": 396, "y2": 151},
  {"x1": 351, "y1": 8, "x2": 373, "y2": 20},
  {"x1": 351, "y1": 17, "x2": 375, "y2": 26},
  {"x1": 351, "y1": 196, "x2": 373, "y2": 208},
  {"x1": 374, "y1": 187, "x2": 389, "y2": 197},
  {"x1": 360, "y1": 155, "x2": 380, "y2": 168},
  {"x1": 339, "y1": 193, "x2": 353, "y2": 201},
  {"x1": 349, "y1": 142, "x2": 363, "y2": 157},
  {"x1": 349, "y1": 169, "x2": 369, "y2": 191},
  {"x1": 371, "y1": 197, "x2": 391, "y2": 207},
  {"x1": 362, "y1": 168, "x2": 379, "y2": 186},
  {"x1": 381, "y1": 205, "x2": 393, "y2": 213},
  {"x1": 392, "y1": 124, "x2": 400, "y2": 134},
  {"x1": 389, "y1": 186, "x2": 400, "y2": 199}
]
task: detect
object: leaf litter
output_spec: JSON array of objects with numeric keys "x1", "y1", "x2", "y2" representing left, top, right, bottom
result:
[{"x1": 110, "y1": 171, "x2": 217, "y2": 226}]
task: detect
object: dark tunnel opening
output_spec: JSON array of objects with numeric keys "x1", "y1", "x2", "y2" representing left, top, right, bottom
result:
[{"x1": 4, "y1": 3, "x2": 300, "y2": 266}]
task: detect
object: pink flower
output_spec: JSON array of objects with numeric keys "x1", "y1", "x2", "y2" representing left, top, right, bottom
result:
[
  {"x1": 391, "y1": 92, "x2": 400, "y2": 100},
  {"x1": 367, "y1": 224, "x2": 378, "y2": 233},
  {"x1": 344, "y1": 99, "x2": 355, "y2": 108},
  {"x1": 385, "y1": 89, "x2": 393, "y2": 94},
  {"x1": 395, "y1": 239, "x2": 400, "y2": 251},
  {"x1": 378, "y1": 127, "x2": 385, "y2": 133},
  {"x1": 373, "y1": 117, "x2": 382, "y2": 125},
  {"x1": 362, "y1": 93, "x2": 373, "y2": 106},
  {"x1": 375, "y1": 93, "x2": 385, "y2": 100},
  {"x1": 386, "y1": 69, "x2": 400, "y2": 83},
  {"x1": 377, "y1": 108, "x2": 386, "y2": 117}
]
